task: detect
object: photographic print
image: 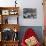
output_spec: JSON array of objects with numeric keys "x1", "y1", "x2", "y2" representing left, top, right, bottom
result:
[{"x1": 23, "y1": 8, "x2": 37, "y2": 19}]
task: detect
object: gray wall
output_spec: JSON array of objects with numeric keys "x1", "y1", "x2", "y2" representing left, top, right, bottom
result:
[{"x1": 18, "y1": 26, "x2": 43, "y2": 44}]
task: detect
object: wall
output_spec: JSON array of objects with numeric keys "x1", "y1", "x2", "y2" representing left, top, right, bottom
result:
[
  {"x1": 0, "y1": 0, "x2": 15, "y2": 7},
  {"x1": 0, "y1": 0, "x2": 44, "y2": 26},
  {"x1": 17, "y1": 0, "x2": 44, "y2": 26}
]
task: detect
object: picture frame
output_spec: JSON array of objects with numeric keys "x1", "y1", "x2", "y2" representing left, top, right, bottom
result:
[
  {"x1": 2, "y1": 10, "x2": 9, "y2": 15},
  {"x1": 23, "y1": 8, "x2": 37, "y2": 19},
  {"x1": 9, "y1": 10, "x2": 18, "y2": 15}
]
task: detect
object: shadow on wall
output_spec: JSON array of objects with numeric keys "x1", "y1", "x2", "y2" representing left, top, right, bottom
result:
[{"x1": 18, "y1": 26, "x2": 43, "y2": 44}]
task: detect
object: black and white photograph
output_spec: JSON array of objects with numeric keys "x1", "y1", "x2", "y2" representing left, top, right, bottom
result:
[{"x1": 23, "y1": 8, "x2": 37, "y2": 19}]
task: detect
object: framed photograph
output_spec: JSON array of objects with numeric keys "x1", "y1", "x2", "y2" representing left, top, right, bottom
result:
[
  {"x1": 2, "y1": 10, "x2": 9, "y2": 15},
  {"x1": 23, "y1": 8, "x2": 37, "y2": 19},
  {"x1": 9, "y1": 10, "x2": 18, "y2": 15}
]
